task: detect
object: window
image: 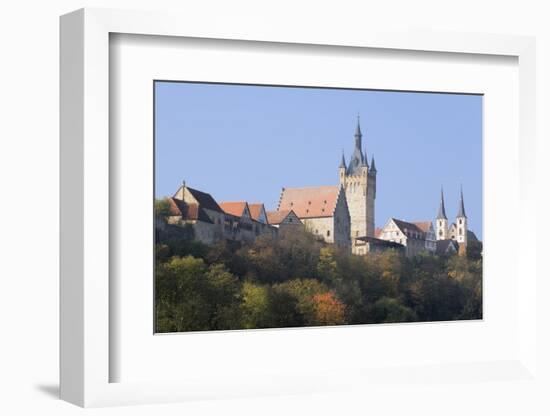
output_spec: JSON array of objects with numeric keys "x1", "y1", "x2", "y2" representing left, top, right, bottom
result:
[
  {"x1": 439, "y1": 230, "x2": 443, "y2": 236},
  {"x1": 327, "y1": 230, "x2": 330, "y2": 237},
  {"x1": 356, "y1": 231, "x2": 359, "y2": 237},
  {"x1": 288, "y1": 218, "x2": 293, "y2": 223},
  {"x1": 459, "y1": 219, "x2": 462, "y2": 224}
]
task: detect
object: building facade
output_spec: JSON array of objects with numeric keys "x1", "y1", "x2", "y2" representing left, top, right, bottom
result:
[
  {"x1": 376, "y1": 187, "x2": 477, "y2": 257},
  {"x1": 277, "y1": 185, "x2": 351, "y2": 248},
  {"x1": 166, "y1": 184, "x2": 277, "y2": 245},
  {"x1": 266, "y1": 209, "x2": 302, "y2": 230}
]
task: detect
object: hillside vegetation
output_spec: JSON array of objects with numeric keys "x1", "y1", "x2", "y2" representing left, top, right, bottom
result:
[{"x1": 155, "y1": 228, "x2": 482, "y2": 332}]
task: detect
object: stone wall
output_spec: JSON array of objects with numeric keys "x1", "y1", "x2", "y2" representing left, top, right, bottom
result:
[
  {"x1": 302, "y1": 217, "x2": 334, "y2": 244},
  {"x1": 340, "y1": 165, "x2": 376, "y2": 244}
]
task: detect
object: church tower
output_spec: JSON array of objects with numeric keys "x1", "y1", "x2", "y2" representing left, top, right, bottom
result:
[
  {"x1": 455, "y1": 187, "x2": 468, "y2": 247},
  {"x1": 436, "y1": 187, "x2": 449, "y2": 240},
  {"x1": 339, "y1": 116, "x2": 376, "y2": 248}
]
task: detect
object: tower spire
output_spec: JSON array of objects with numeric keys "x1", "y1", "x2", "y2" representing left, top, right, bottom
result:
[
  {"x1": 354, "y1": 114, "x2": 362, "y2": 152},
  {"x1": 457, "y1": 186, "x2": 467, "y2": 218},
  {"x1": 369, "y1": 154, "x2": 377, "y2": 172},
  {"x1": 437, "y1": 187, "x2": 447, "y2": 219},
  {"x1": 339, "y1": 150, "x2": 346, "y2": 168}
]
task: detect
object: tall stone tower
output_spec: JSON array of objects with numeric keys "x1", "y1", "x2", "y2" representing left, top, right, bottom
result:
[
  {"x1": 455, "y1": 187, "x2": 468, "y2": 246},
  {"x1": 436, "y1": 187, "x2": 449, "y2": 240},
  {"x1": 339, "y1": 117, "x2": 377, "y2": 247}
]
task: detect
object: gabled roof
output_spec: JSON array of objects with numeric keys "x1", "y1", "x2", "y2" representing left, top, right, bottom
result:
[
  {"x1": 174, "y1": 185, "x2": 224, "y2": 213},
  {"x1": 278, "y1": 185, "x2": 342, "y2": 218},
  {"x1": 266, "y1": 209, "x2": 299, "y2": 225},
  {"x1": 435, "y1": 239, "x2": 458, "y2": 255},
  {"x1": 412, "y1": 221, "x2": 434, "y2": 233},
  {"x1": 391, "y1": 218, "x2": 425, "y2": 236},
  {"x1": 219, "y1": 201, "x2": 250, "y2": 218},
  {"x1": 248, "y1": 203, "x2": 266, "y2": 222},
  {"x1": 167, "y1": 198, "x2": 213, "y2": 223}
]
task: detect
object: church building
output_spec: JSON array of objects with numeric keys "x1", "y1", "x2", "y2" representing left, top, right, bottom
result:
[{"x1": 436, "y1": 187, "x2": 478, "y2": 254}]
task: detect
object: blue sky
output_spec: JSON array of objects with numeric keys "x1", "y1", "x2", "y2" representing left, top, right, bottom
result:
[{"x1": 155, "y1": 82, "x2": 483, "y2": 238}]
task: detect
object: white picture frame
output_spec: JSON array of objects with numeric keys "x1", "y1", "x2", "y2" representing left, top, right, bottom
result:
[{"x1": 60, "y1": 7, "x2": 539, "y2": 408}]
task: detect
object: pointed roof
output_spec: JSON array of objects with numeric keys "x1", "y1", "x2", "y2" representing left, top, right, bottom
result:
[
  {"x1": 347, "y1": 116, "x2": 367, "y2": 175},
  {"x1": 435, "y1": 239, "x2": 458, "y2": 255},
  {"x1": 174, "y1": 184, "x2": 224, "y2": 213},
  {"x1": 437, "y1": 187, "x2": 447, "y2": 220},
  {"x1": 369, "y1": 155, "x2": 377, "y2": 172},
  {"x1": 167, "y1": 198, "x2": 213, "y2": 223},
  {"x1": 266, "y1": 209, "x2": 299, "y2": 225},
  {"x1": 339, "y1": 150, "x2": 346, "y2": 169},
  {"x1": 354, "y1": 115, "x2": 362, "y2": 138},
  {"x1": 219, "y1": 201, "x2": 250, "y2": 218},
  {"x1": 248, "y1": 203, "x2": 267, "y2": 222},
  {"x1": 457, "y1": 187, "x2": 467, "y2": 218}
]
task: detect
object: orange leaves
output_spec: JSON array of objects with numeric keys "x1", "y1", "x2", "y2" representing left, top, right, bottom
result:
[{"x1": 311, "y1": 291, "x2": 346, "y2": 325}]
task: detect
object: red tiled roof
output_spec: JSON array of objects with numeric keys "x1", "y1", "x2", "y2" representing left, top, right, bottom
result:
[
  {"x1": 374, "y1": 227, "x2": 382, "y2": 238},
  {"x1": 266, "y1": 209, "x2": 294, "y2": 225},
  {"x1": 412, "y1": 221, "x2": 433, "y2": 233},
  {"x1": 278, "y1": 186, "x2": 340, "y2": 218},
  {"x1": 219, "y1": 201, "x2": 248, "y2": 218},
  {"x1": 168, "y1": 198, "x2": 213, "y2": 223},
  {"x1": 248, "y1": 203, "x2": 265, "y2": 221}
]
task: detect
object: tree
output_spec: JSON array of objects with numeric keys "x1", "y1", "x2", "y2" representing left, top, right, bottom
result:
[
  {"x1": 155, "y1": 256, "x2": 241, "y2": 332},
  {"x1": 240, "y1": 281, "x2": 271, "y2": 329},
  {"x1": 273, "y1": 279, "x2": 329, "y2": 325},
  {"x1": 311, "y1": 292, "x2": 346, "y2": 325},
  {"x1": 154, "y1": 198, "x2": 172, "y2": 218},
  {"x1": 370, "y1": 297, "x2": 417, "y2": 323}
]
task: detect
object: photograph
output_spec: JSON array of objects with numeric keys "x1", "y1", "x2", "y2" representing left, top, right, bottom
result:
[{"x1": 154, "y1": 81, "x2": 483, "y2": 333}]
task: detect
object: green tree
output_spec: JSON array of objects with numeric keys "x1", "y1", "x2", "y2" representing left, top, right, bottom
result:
[
  {"x1": 370, "y1": 297, "x2": 417, "y2": 323},
  {"x1": 240, "y1": 281, "x2": 272, "y2": 329},
  {"x1": 154, "y1": 198, "x2": 172, "y2": 218},
  {"x1": 155, "y1": 256, "x2": 241, "y2": 332}
]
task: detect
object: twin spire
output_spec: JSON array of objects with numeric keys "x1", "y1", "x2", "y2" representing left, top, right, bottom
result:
[
  {"x1": 340, "y1": 115, "x2": 376, "y2": 175},
  {"x1": 438, "y1": 187, "x2": 467, "y2": 220}
]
